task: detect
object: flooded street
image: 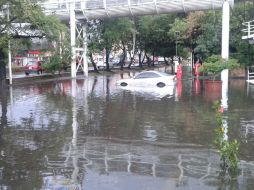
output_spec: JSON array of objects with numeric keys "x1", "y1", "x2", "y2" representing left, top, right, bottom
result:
[{"x1": 1, "y1": 67, "x2": 254, "y2": 190}]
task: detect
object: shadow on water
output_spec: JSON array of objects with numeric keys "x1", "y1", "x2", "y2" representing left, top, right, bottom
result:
[{"x1": 0, "y1": 68, "x2": 254, "y2": 189}]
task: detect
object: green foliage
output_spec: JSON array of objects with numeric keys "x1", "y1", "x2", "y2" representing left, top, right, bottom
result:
[
  {"x1": 0, "y1": 1, "x2": 68, "y2": 49},
  {"x1": 137, "y1": 15, "x2": 179, "y2": 58},
  {"x1": 0, "y1": 35, "x2": 9, "y2": 49},
  {"x1": 219, "y1": 140, "x2": 239, "y2": 169},
  {"x1": 42, "y1": 54, "x2": 64, "y2": 74},
  {"x1": 87, "y1": 18, "x2": 134, "y2": 62},
  {"x1": 199, "y1": 55, "x2": 239, "y2": 79},
  {"x1": 194, "y1": 11, "x2": 222, "y2": 58},
  {"x1": 86, "y1": 1, "x2": 254, "y2": 67},
  {"x1": 213, "y1": 101, "x2": 239, "y2": 171}
]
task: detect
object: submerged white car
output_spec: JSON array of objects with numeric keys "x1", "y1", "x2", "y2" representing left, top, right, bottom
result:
[
  {"x1": 116, "y1": 71, "x2": 176, "y2": 88},
  {"x1": 117, "y1": 85, "x2": 175, "y2": 99}
]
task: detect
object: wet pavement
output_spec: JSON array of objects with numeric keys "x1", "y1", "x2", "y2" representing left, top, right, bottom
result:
[{"x1": 0, "y1": 66, "x2": 254, "y2": 190}]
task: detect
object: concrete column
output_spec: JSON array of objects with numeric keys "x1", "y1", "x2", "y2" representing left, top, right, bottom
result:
[
  {"x1": 221, "y1": 0, "x2": 230, "y2": 110},
  {"x1": 7, "y1": 6, "x2": 12, "y2": 85},
  {"x1": 83, "y1": 24, "x2": 88, "y2": 77},
  {"x1": 221, "y1": 0, "x2": 230, "y2": 59},
  {"x1": 8, "y1": 41, "x2": 12, "y2": 85},
  {"x1": 221, "y1": 1, "x2": 230, "y2": 142},
  {"x1": 70, "y1": 3, "x2": 76, "y2": 78}
]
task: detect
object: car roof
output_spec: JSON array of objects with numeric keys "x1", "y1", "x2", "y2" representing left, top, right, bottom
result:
[{"x1": 139, "y1": 71, "x2": 173, "y2": 76}]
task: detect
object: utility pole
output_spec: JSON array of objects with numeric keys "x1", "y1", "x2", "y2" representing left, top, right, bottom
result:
[
  {"x1": 175, "y1": 31, "x2": 180, "y2": 58},
  {"x1": 174, "y1": 31, "x2": 180, "y2": 74},
  {"x1": 7, "y1": 4, "x2": 13, "y2": 85}
]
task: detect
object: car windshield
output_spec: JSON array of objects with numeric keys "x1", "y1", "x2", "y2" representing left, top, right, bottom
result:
[
  {"x1": 134, "y1": 71, "x2": 173, "y2": 79},
  {"x1": 135, "y1": 72, "x2": 160, "y2": 79}
]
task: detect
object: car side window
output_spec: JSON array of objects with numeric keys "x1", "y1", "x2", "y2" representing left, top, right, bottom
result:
[{"x1": 135, "y1": 72, "x2": 160, "y2": 79}]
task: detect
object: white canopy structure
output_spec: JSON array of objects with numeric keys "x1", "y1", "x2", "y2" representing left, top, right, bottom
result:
[{"x1": 41, "y1": 0, "x2": 234, "y2": 20}]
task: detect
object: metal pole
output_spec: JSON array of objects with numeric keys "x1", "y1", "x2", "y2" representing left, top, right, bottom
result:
[
  {"x1": 247, "y1": 67, "x2": 249, "y2": 81},
  {"x1": 176, "y1": 41, "x2": 177, "y2": 58},
  {"x1": 7, "y1": 5, "x2": 12, "y2": 85},
  {"x1": 175, "y1": 31, "x2": 179, "y2": 58},
  {"x1": 70, "y1": 2, "x2": 76, "y2": 78},
  {"x1": 8, "y1": 41, "x2": 12, "y2": 85},
  {"x1": 83, "y1": 24, "x2": 88, "y2": 77},
  {"x1": 220, "y1": 1, "x2": 231, "y2": 153},
  {"x1": 221, "y1": 0, "x2": 230, "y2": 60},
  {"x1": 174, "y1": 31, "x2": 179, "y2": 74}
]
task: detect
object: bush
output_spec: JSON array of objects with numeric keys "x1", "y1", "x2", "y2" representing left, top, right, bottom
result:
[
  {"x1": 42, "y1": 54, "x2": 64, "y2": 74},
  {"x1": 213, "y1": 101, "x2": 239, "y2": 171},
  {"x1": 199, "y1": 55, "x2": 239, "y2": 80}
]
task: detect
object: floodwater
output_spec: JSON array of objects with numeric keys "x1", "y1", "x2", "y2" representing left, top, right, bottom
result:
[{"x1": 0, "y1": 66, "x2": 254, "y2": 190}]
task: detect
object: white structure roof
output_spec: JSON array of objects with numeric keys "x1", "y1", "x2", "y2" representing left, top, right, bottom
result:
[{"x1": 41, "y1": 0, "x2": 234, "y2": 20}]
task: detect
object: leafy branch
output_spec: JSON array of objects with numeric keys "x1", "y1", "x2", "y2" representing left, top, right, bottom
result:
[
  {"x1": 213, "y1": 100, "x2": 239, "y2": 171},
  {"x1": 199, "y1": 55, "x2": 239, "y2": 80}
]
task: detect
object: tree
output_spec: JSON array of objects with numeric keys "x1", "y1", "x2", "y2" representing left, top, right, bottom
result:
[
  {"x1": 0, "y1": 0, "x2": 68, "y2": 86},
  {"x1": 136, "y1": 14, "x2": 182, "y2": 67},
  {"x1": 112, "y1": 18, "x2": 134, "y2": 69},
  {"x1": 87, "y1": 20, "x2": 101, "y2": 73},
  {"x1": 87, "y1": 18, "x2": 134, "y2": 71}
]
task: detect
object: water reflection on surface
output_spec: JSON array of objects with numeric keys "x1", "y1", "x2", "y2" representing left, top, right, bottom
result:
[{"x1": 0, "y1": 68, "x2": 254, "y2": 189}]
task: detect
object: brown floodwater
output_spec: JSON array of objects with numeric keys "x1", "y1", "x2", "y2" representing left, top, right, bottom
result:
[{"x1": 0, "y1": 66, "x2": 254, "y2": 190}]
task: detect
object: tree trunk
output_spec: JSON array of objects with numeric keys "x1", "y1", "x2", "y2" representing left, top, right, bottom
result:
[
  {"x1": 127, "y1": 50, "x2": 133, "y2": 69},
  {"x1": 170, "y1": 56, "x2": 174, "y2": 74},
  {"x1": 141, "y1": 52, "x2": 146, "y2": 65},
  {"x1": 120, "y1": 46, "x2": 126, "y2": 70},
  {"x1": 151, "y1": 51, "x2": 155, "y2": 67},
  {"x1": 146, "y1": 54, "x2": 151, "y2": 67},
  {"x1": 0, "y1": 49, "x2": 6, "y2": 87},
  {"x1": 105, "y1": 48, "x2": 111, "y2": 71},
  {"x1": 164, "y1": 57, "x2": 169, "y2": 65},
  {"x1": 138, "y1": 51, "x2": 142, "y2": 68},
  {"x1": 89, "y1": 53, "x2": 99, "y2": 73}
]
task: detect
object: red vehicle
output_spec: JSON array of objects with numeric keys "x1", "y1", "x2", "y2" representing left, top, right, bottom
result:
[{"x1": 24, "y1": 61, "x2": 43, "y2": 75}]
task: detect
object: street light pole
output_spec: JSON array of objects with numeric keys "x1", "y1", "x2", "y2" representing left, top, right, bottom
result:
[
  {"x1": 175, "y1": 31, "x2": 179, "y2": 59},
  {"x1": 7, "y1": 4, "x2": 12, "y2": 85},
  {"x1": 174, "y1": 31, "x2": 180, "y2": 74},
  {"x1": 176, "y1": 40, "x2": 178, "y2": 58}
]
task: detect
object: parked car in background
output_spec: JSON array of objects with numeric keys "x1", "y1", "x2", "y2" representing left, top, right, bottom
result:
[
  {"x1": 158, "y1": 57, "x2": 165, "y2": 63},
  {"x1": 24, "y1": 61, "x2": 44, "y2": 75},
  {"x1": 111, "y1": 57, "x2": 120, "y2": 66},
  {"x1": 96, "y1": 58, "x2": 114, "y2": 69},
  {"x1": 116, "y1": 71, "x2": 176, "y2": 88},
  {"x1": 96, "y1": 57, "x2": 106, "y2": 69}
]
